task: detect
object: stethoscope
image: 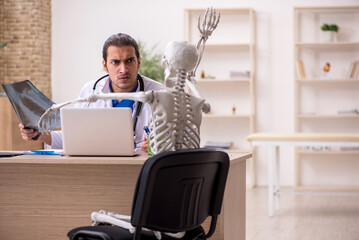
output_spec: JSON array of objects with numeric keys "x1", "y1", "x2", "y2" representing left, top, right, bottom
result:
[{"x1": 91, "y1": 74, "x2": 144, "y2": 132}]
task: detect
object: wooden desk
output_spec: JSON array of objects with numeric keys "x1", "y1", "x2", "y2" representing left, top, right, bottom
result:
[
  {"x1": 0, "y1": 152, "x2": 251, "y2": 240},
  {"x1": 247, "y1": 132, "x2": 359, "y2": 217}
]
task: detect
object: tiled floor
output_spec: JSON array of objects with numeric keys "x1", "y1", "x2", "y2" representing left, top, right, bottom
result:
[{"x1": 246, "y1": 187, "x2": 359, "y2": 240}]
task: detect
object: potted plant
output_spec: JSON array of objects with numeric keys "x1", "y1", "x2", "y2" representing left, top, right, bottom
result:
[
  {"x1": 137, "y1": 41, "x2": 164, "y2": 84},
  {"x1": 321, "y1": 24, "x2": 339, "y2": 42}
]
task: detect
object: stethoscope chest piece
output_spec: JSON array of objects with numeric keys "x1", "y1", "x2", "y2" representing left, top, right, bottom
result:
[{"x1": 91, "y1": 74, "x2": 145, "y2": 132}]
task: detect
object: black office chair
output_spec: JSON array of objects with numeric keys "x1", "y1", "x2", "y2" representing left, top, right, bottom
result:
[{"x1": 67, "y1": 148, "x2": 230, "y2": 240}]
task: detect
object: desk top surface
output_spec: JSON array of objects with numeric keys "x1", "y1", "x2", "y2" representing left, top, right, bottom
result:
[
  {"x1": 0, "y1": 151, "x2": 252, "y2": 165},
  {"x1": 247, "y1": 133, "x2": 359, "y2": 142}
]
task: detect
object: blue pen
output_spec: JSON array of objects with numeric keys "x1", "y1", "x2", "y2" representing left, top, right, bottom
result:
[
  {"x1": 143, "y1": 126, "x2": 150, "y2": 135},
  {"x1": 144, "y1": 126, "x2": 153, "y2": 157}
]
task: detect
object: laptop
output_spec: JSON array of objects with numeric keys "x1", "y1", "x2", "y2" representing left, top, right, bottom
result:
[{"x1": 61, "y1": 107, "x2": 135, "y2": 156}]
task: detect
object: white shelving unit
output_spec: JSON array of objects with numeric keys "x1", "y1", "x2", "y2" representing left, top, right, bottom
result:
[
  {"x1": 294, "y1": 7, "x2": 359, "y2": 188},
  {"x1": 184, "y1": 8, "x2": 256, "y2": 186}
]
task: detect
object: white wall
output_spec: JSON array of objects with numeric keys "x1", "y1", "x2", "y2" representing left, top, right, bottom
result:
[{"x1": 52, "y1": 0, "x2": 359, "y2": 186}]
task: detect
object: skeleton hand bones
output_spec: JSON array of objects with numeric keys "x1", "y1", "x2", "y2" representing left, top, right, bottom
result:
[
  {"x1": 38, "y1": 98, "x2": 87, "y2": 133},
  {"x1": 184, "y1": 7, "x2": 220, "y2": 113},
  {"x1": 197, "y1": 7, "x2": 220, "y2": 42},
  {"x1": 190, "y1": 7, "x2": 220, "y2": 78}
]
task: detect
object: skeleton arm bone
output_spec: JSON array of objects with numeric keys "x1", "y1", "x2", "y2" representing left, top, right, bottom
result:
[
  {"x1": 189, "y1": 7, "x2": 220, "y2": 78},
  {"x1": 185, "y1": 79, "x2": 211, "y2": 113},
  {"x1": 38, "y1": 91, "x2": 154, "y2": 133},
  {"x1": 91, "y1": 211, "x2": 185, "y2": 239},
  {"x1": 85, "y1": 91, "x2": 153, "y2": 104},
  {"x1": 91, "y1": 211, "x2": 134, "y2": 230},
  {"x1": 38, "y1": 97, "x2": 89, "y2": 133}
]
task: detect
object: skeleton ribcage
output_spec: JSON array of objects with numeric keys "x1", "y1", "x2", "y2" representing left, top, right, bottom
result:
[
  {"x1": 149, "y1": 89, "x2": 201, "y2": 154},
  {"x1": 172, "y1": 91, "x2": 200, "y2": 150}
]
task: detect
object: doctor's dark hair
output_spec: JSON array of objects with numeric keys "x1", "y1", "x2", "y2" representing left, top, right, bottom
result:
[{"x1": 102, "y1": 33, "x2": 140, "y2": 63}]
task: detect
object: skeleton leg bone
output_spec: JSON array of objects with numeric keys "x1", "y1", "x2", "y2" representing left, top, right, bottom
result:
[{"x1": 91, "y1": 211, "x2": 185, "y2": 239}]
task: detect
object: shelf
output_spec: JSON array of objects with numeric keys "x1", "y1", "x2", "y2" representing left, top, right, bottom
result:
[
  {"x1": 196, "y1": 78, "x2": 250, "y2": 83},
  {"x1": 185, "y1": 8, "x2": 256, "y2": 186},
  {"x1": 298, "y1": 114, "x2": 359, "y2": 119},
  {"x1": 185, "y1": 8, "x2": 254, "y2": 13},
  {"x1": 295, "y1": 42, "x2": 359, "y2": 48},
  {"x1": 205, "y1": 43, "x2": 252, "y2": 49},
  {"x1": 294, "y1": 7, "x2": 359, "y2": 188},
  {"x1": 296, "y1": 79, "x2": 359, "y2": 84},
  {"x1": 294, "y1": 6, "x2": 359, "y2": 12},
  {"x1": 298, "y1": 150, "x2": 359, "y2": 155},
  {"x1": 203, "y1": 114, "x2": 251, "y2": 119}
]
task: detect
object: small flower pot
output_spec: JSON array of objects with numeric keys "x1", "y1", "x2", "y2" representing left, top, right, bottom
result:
[{"x1": 322, "y1": 31, "x2": 337, "y2": 42}]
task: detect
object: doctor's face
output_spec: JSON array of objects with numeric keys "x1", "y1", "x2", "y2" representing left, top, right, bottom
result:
[{"x1": 103, "y1": 45, "x2": 141, "y2": 93}]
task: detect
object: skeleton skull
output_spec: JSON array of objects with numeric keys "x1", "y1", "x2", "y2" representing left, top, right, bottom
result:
[{"x1": 162, "y1": 41, "x2": 198, "y2": 82}]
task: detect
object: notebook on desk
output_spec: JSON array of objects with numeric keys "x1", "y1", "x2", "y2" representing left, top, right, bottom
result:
[{"x1": 60, "y1": 108, "x2": 135, "y2": 156}]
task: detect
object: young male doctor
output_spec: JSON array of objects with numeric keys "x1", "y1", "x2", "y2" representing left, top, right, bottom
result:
[{"x1": 19, "y1": 33, "x2": 166, "y2": 152}]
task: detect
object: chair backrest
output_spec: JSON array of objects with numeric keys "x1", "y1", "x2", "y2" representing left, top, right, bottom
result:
[{"x1": 130, "y1": 148, "x2": 230, "y2": 238}]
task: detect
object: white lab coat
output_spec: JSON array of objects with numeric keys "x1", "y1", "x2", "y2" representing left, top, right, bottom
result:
[{"x1": 49, "y1": 75, "x2": 167, "y2": 152}]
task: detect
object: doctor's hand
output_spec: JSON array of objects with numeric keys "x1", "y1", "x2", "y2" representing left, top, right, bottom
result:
[
  {"x1": 18, "y1": 123, "x2": 52, "y2": 146},
  {"x1": 140, "y1": 138, "x2": 148, "y2": 153}
]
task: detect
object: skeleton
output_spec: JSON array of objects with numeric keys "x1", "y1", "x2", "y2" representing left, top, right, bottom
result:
[
  {"x1": 39, "y1": 8, "x2": 220, "y2": 239},
  {"x1": 39, "y1": 7, "x2": 219, "y2": 155}
]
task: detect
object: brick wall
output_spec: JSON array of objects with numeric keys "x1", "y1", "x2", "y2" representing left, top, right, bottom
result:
[{"x1": 0, "y1": 0, "x2": 52, "y2": 98}]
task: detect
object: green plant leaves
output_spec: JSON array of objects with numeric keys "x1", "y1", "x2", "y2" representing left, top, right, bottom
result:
[
  {"x1": 138, "y1": 41, "x2": 165, "y2": 83},
  {"x1": 321, "y1": 24, "x2": 339, "y2": 32}
]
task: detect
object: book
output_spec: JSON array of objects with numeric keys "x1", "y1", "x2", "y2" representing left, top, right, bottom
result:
[
  {"x1": 349, "y1": 61, "x2": 359, "y2": 79},
  {"x1": 1, "y1": 80, "x2": 60, "y2": 132},
  {"x1": 346, "y1": 62, "x2": 354, "y2": 79},
  {"x1": 296, "y1": 60, "x2": 306, "y2": 79},
  {"x1": 354, "y1": 61, "x2": 359, "y2": 79}
]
